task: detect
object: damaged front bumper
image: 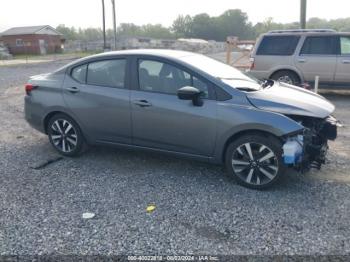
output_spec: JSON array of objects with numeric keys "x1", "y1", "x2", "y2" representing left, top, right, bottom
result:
[{"x1": 283, "y1": 115, "x2": 340, "y2": 172}]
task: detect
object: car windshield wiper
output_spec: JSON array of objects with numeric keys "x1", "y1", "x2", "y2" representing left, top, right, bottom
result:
[
  {"x1": 221, "y1": 78, "x2": 262, "y2": 91},
  {"x1": 221, "y1": 77, "x2": 256, "y2": 82},
  {"x1": 236, "y1": 87, "x2": 260, "y2": 92}
]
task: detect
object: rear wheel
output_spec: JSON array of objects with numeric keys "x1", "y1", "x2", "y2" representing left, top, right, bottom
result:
[
  {"x1": 47, "y1": 113, "x2": 85, "y2": 157},
  {"x1": 225, "y1": 134, "x2": 285, "y2": 189},
  {"x1": 271, "y1": 70, "x2": 300, "y2": 86}
]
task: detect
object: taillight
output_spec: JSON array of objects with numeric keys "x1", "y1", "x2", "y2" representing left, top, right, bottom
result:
[{"x1": 25, "y1": 84, "x2": 35, "y2": 95}]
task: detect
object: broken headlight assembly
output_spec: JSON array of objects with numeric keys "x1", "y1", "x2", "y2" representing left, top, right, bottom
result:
[{"x1": 283, "y1": 115, "x2": 341, "y2": 171}]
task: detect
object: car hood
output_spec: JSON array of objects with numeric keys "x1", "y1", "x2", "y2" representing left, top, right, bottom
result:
[{"x1": 246, "y1": 82, "x2": 335, "y2": 118}]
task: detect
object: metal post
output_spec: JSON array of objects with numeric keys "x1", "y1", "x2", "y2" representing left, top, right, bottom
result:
[
  {"x1": 226, "y1": 42, "x2": 232, "y2": 65},
  {"x1": 300, "y1": 0, "x2": 307, "y2": 29},
  {"x1": 314, "y1": 75, "x2": 319, "y2": 93},
  {"x1": 226, "y1": 36, "x2": 238, "y2": 66},
  {"x1": 111, "y1": 0, "x2": 117, "y2": 50},
  {"x1": 25, "y1": 42, "x2": 28, "y2": 64},
  {"x1": 102, "y1": 0, "x2": 106, "y2": 50}
]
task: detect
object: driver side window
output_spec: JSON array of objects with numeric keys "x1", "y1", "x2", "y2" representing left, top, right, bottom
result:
[{"x1": 138, "y1": 59, "x2": 208, "y2": 98}]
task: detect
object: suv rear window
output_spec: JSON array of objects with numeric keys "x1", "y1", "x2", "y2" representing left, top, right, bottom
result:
[
  {"x1": 256, "y1": 35, "x2": 300, "y2": 56},
  {"x1": 300, "y1": 36, "x2": 337, "y2": 55}
]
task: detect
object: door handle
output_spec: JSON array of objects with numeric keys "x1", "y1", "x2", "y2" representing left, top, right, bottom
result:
[
  {"x1": 298, "y1": 58, "x2": 307, "y2": 63},
  {"x1": 133, "y1": 100, "x2": 152, "y2": 107},
  {"x1": 342, "y1": 60, "x2": 350, "y2": 64},
  {"x1": 65, "y1": 87, "x2": 80, "y2": 93}
]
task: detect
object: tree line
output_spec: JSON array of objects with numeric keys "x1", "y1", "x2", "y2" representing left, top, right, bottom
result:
[{"x1": 57, "y1": 9, "x2": 350, "y2": 42}]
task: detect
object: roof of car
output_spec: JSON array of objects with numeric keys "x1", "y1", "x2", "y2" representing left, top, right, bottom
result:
[
  {"x1": 268, "y1": 29, "x2": 336, "y2": 34},
  {"x1": 91, "y1": 49, "x2": 197, "y2": 59},
  {"x1": 54, "y1": 49, "x2": 200, "y2": 74},
  {"x1": 264, "y1": 29, "x2": 350, "y2": 36}
]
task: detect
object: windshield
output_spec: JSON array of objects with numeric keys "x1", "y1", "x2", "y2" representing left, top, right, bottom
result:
[{"x1": 180, "y1": 54, "x2": 262, "y2": 91}]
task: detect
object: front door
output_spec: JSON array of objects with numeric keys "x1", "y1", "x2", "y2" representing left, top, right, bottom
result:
[
  {"x1": 335, "y1": 36, "x2": 350, "y2": 84},
  {"x1": 130, "y1": 58, "x2": 217, "y2": 156},
  {"x1": 39, "y1": 39, "x2": 46, "y2": 55},
  {"x1": 295, "y1": 35, "x2": 337, "y2": 83},
  {"x1": 63, "y1": 58, "x2": 132, "y2": 144}
]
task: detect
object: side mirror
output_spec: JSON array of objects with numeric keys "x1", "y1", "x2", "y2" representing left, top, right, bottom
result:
[{"x1": 177, "y1": 86, "x2": 203, "y2": 106}]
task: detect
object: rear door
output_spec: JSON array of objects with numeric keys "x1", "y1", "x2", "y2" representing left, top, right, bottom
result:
[
  {"x1": 335, "y1": 35, "x2": 350, "y2": 84},
  {"x1": 63, "y1": 57, "x2": 132, "y2": 144},
  {"x1": 130, "y1": 57, "x2": 217, "y2": 157},
  {"x1": 295, "y1": 35, "x2": 337, "y2": 83}
]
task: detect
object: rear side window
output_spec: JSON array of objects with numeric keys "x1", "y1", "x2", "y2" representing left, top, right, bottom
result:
[
  {"x1": 87, "y1": 59, "x2": 126, "y2": 88},
  {"x1": 256, "y1": 36, "x2": 300, "y2": 56},
  {"x1": 340, "y1": 36, "x2": 350, "y2": 55},
  {"x1": 71, "y1": 64, "x2": 87, "y2": 83},
  {"x1": 300, "y1": 36, "x2": 337, "y2": 55}
]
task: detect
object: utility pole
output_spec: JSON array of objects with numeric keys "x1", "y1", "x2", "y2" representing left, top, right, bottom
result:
[
  {"x1": 300, "y1": 0, "x2": 307, "y2": 29},
  {"x1": 102, "y1": 0, "x2": 106, "y2": 50},
  {"x1": 111, "y1": 0, "x2": 117, "y2": 50}
]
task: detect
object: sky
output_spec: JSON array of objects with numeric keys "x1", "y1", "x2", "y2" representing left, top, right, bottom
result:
[{"x1": 1, "y1": 0, "x2": 350, "y2": 32}]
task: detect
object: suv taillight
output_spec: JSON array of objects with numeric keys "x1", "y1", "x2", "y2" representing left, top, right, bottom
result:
[
  {"x1": 249, "y1": 57, "x2": 255, "y2": 70},
  {"x1": 25, "y1": 84, "x2": 35, "y2": 95}
]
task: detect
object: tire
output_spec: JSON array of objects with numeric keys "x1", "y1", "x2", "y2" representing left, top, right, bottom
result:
[
  {"x1": 47, "y1": 113, "x2": 85, "y2": 157},
  {"x1": 271, "y1": 70, "x2": 301, "y2": 86},
  {"x1": 225, "y1": 134, "x2": 286, "y2": 190}
]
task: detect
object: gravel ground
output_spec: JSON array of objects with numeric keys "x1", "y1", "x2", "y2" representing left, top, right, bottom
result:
[{"x1": 0, "y1": 60, "x2": 350, "y2": 256}]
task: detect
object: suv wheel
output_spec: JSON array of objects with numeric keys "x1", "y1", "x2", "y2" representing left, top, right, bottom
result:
[
  {"x1": 271, "y1": 70, "x2": 300, "y2": 86},
  {"x1": 47, "y1": 113, "x2": 85, "y2": 157},
  {"x1": 225, "y1": 134, "x2": 285, "y2": 189}
]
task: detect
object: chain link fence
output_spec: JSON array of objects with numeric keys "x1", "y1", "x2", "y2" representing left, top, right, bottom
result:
[{"x1": 1, "y1": 37, "x2": 228, "y2": 66}]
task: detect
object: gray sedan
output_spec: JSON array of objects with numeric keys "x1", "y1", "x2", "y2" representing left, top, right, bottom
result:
[{"x1": 24, "y1": 49, "x2": 338, "y2": 189}]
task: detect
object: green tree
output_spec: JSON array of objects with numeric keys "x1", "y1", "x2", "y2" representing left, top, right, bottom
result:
[
  {"x1": 215, "y1": 9, "x2": 254, "y2": 40},
  {"x1": 183, "y1": 9, "x2": 255, "y2": 41},
  {"x1": 172, "y1": 15, "x2": 193, "y2": 37},
  {"x1": 116, "y1": 23, "x2": 174, "y2": 39},
  {"x1": 307, "y1": 17, "x2": 329, "y2": 29},
  {"x1": 57, "y1": 10, "x2": 350, "y2": 42},
  {"x1": 141, "y1": 24, "x2": 174, "y2": 39},
  {"x1": 191, "y1": 13, "x2": 216, "y2": 40},
  {"x1": 254, "y1": 17, "x2": 284, "y2": 36},
  {"x1": 117, "y1": 23, "x2": 143, "y2": 37},
  {"x1": 81, "y1": 28, "x2": 103, "y2": 41},
  {"x1": 56, "y1": 24, "x2": 78, "y2": 40},
  {"x1": 327, "y1": 18, "x2": 350, "y2": 31}
]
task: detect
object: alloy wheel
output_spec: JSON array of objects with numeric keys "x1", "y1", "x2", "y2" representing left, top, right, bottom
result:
[
  {"x1": 50, "y1": 119, "x2": 78, "y2": 153},
  {"x1": 277, "y1": 75, "x2": 293, "y2": 85},
  {"x1": 231, "y1": 142, "x2": 279, "y2": 186}
]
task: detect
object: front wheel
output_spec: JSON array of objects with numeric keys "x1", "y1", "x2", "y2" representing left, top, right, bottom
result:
[
  {"x1": 270, "y1": 70, "x2": 300, "y2": 86},
  {"x1": 225, "y1": 134, "x2": 285, "y2": 189},
  {"x1": 47, "y1": 113, "x2": 85, "y2": 157}
]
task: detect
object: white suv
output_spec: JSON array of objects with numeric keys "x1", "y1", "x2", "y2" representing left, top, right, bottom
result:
[{"x1": 249, "y1": 29, "x2": 350, "y2": 88}]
